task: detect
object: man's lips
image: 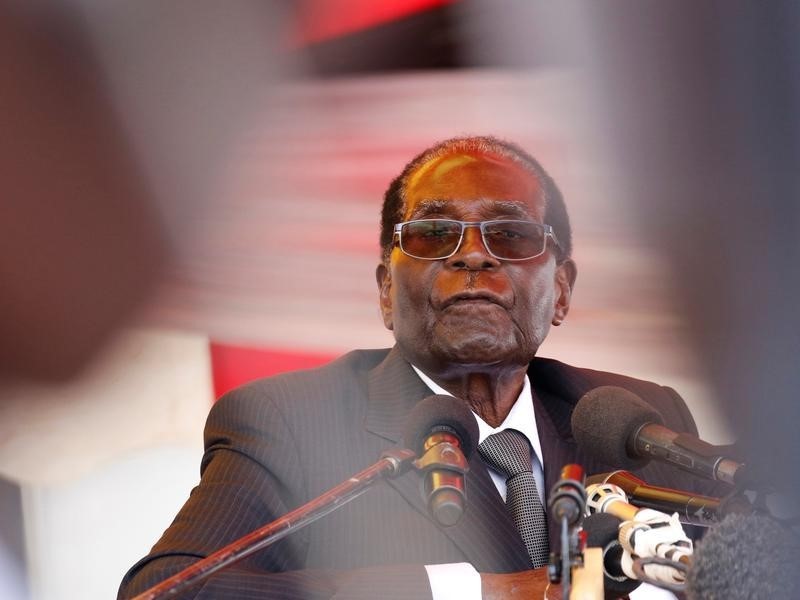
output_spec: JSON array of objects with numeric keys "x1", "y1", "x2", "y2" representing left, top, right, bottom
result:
[{"x1": 440, "y1": 291, "x2": 511, "y2": 310}]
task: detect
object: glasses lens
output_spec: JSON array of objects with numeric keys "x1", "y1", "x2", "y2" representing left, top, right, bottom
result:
[
  {"x1": 400, "y1": 220, "x2": 463, "y2": 259},
  {"x1": 482, "y1": 221, "x2": 546, "y2": 259}
]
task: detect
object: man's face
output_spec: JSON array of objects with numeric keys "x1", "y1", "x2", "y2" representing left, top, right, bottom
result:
[{"x1": 376, "y1": 150, "x2": 576, "y2": 374}]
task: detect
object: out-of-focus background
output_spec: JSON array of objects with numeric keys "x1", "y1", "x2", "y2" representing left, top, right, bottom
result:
[{"x1": 1, "y1": 2, "x2": 797, "y2": 599}]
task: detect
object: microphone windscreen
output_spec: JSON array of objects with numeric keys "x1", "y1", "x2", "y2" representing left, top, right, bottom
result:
[
  {"x1": 583, "y1": 513, "x2": 641, "y2": 597},
  {"x1": 687, "y1": 513, "x2": 800, "y2": 599},
  {"x1": 571, "y1": 386, "x2": 664, "y2": 470},
  {"x1": 402, "y1": 395, "x2": 479, "y2": 459},
  {"x1": 583, "y1": 512, "x2": 622, "y2": 547}
]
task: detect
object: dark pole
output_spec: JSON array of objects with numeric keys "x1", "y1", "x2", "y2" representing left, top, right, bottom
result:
[{"x1": 131, "y1": 448, "x2": 416, "y2": 600}]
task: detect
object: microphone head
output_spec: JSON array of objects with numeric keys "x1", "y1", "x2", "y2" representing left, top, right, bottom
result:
[
  {"x1": 571, "y1": 386, "x2": 665, "y2": 470},
  {"x1": 687, "y1": 513, "x2": 800, "y2": 599},
  {"x1": 583, "y1": 513, "x2": 641, "y2": 596},
  {"x1": 583, "y1": 512, "x2": 622, "y2": 547},
  {"x1": 585, "y1": 483, "x2": 628, "y2": 516},
  {"x1": 402, "y1": 394, "x2": 479, "y2": 459}
]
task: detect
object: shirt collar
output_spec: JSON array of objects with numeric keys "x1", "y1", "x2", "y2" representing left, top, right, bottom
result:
[{"x1": 411, "y1": 365, "x2": 544, "y2": 468}]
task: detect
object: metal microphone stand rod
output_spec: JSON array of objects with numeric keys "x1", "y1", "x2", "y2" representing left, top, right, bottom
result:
[{"x1": 132, "y1": 448, "x2": 417, "y2": 600}]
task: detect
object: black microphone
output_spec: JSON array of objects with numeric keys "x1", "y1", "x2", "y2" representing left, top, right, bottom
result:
[
  {"x1": 402, "y1": 395, "x2": 479, "y2": 527},
  {"x1": 549, "y1": 463, "x2": 587, "y2": 526},
  {"x1": 582, "y1": 513, "x2": 641, "y2": 597},
  {"x1": 686, "y1": 513, "x2": 800, "y2": 599},
  {"x1": 572, "y1": 386, "x2": 749, "y2": 486}
]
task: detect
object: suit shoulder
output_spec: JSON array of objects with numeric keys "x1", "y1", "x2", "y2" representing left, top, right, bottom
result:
[
  {"x1": 529, "y1": 357, "x2": 696, "y2": 433},
  {"x1": 529, "y1": 356, "x2": 667, "y2": 395}
]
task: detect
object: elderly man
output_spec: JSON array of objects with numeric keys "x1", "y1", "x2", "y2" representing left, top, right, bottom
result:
[{"x1": 120, "y1": 136, "x2": 708, "y2": 599}]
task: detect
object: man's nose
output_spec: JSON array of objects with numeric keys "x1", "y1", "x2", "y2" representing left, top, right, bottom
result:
[{"x1": 446, "y1": 225, "x2": 500, "y2": 270}]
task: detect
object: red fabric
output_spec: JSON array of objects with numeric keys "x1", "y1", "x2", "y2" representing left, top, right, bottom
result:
[
  {"x1": 295, "y1": 0, "x2": 456, "y2": 45},
  {"x1": 210, "y1": 342, "x2": 337, "y2": 400}
]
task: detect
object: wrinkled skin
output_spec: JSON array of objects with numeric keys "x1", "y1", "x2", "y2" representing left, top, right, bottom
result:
[
  {"x1": 376, "y1": 149, "x2": 577, "y2": 427},
  {"x1": 375, "y1": 148, "x2": 578, "y2": 595}
]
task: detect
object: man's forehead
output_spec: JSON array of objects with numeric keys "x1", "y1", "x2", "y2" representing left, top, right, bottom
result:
[
  {"x1": 407, "y1": 198, "x2": 535, "y2": 219},
  {"x1": 407, "y1": 150, "x2": 522, "y2": 190},
  {"x1": 401, "y1": 148, "x2": 546, "y2": 223},
  {"x1": 406, "y1": 152, "x2": 481, "y2": 190}
]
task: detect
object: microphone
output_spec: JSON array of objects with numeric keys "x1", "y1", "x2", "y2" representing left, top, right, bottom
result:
[
  {"x1": 587, "y1": 470, "x2": 724, "y2": 525},
  {"x1": 582, "y1": 513, "x2": 641, "y2": 597},
  {"x1": 586, "y1": 482, "x2": 650, "y2": 522},
  {"x1": 402, "y1": 395, "x2": 479, "y2": 527},
  {"x1": 586, "y1": 483, "x2": 693, "y2": 586},
  {"x1": 687, "y1": 513, "x2": 800, "y2": 599},
  {"x1": 572, "y1": 386, "x2": 750, "y2": 486},
  {"x1": 546, "y1": 464, "x2": 588, "y2": 597},
  {"x1": 549, "y1": 463, "x2": 587, "y2": 526}
]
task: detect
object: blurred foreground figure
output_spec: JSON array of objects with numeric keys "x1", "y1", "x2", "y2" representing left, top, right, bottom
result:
[
  {"x1": 577, "y1": 3, "x2": 800, "y2": 595},
  {"x1": 582, "y1": 0, "x2": 800, "y2": 502},
  {"x1": 120, "y1": 137, "x2": 717, "y2": 600},
  {"x1": 0, "y1": 2, "x2": 164, "y2": 380},
  {"x1": 0, "y1": 1, "x2": 286, "y2": 381}
]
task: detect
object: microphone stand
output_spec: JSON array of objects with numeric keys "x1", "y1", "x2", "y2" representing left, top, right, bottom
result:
[
  {"x1": 131, "y1": 447, "x2": 418, "y2": 600},
  {"x1": 547, "y1": 465, "x2": 603, "y2": 600}
]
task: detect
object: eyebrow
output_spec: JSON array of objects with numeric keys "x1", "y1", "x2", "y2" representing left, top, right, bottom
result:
[
  {"x1": 409, "y1": 198, "x2": 533, "y2": 220},
  {"x1": 408, "y1": 199, "x2": 448, "y2": 219}
]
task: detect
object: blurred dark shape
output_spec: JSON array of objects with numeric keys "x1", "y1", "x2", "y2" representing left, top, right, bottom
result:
[
  {"x1": 578, "y1": 1, "x2": 800, "y2": 506},
  {"x1": 0, "y1": 475, "x2": 28, "y2": 599},
  {"x1": 582, "y1": 512, "x2": 640, "y2": 598},
  {"x1": 297, "y1": 1, "x2": 462, "y2": 76},
  {"x1": 293, "y1": 0, "x2": 575, "y2": 77},
  {"x1": 687, "y1": 513, "x2": 799, "y2": 599},
  {"x1": 0, "y1": 3, "x2": 165, "y2": 381}
]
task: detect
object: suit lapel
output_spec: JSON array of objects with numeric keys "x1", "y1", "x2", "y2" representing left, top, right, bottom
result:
[
  {"x1": 364, "y1": 348, "x2": 531, "y2": 572},
  {"x1": 530, "y1": 384, "x2": 577, "y2": 496},
  {"x1": 447, "y1": 456, "x2": 532, "y2": 572},
  {"x1": 364, "y1": 346, "x2": 430, "y2": 443},
  {"x1": 529, "y1": 358, "x2": 592, "y2": 549}
]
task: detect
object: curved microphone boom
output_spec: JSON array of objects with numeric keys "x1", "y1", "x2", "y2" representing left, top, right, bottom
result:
[
  {"x1": 572, "y1": 386, "x2": 750, "y2": 486},
  {"x1": 403, "y1": 395, "x2": 479, "y2": 527}
]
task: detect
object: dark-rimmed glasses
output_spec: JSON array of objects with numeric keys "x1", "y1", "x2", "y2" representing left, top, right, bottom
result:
[{"x1": 393, "y1": 219, "x2": 560, "y2": 261}]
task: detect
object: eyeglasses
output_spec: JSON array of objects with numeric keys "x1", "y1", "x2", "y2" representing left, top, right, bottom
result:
[{"x1": 393, "y1": 219, "x2": 560, "y2": 261}]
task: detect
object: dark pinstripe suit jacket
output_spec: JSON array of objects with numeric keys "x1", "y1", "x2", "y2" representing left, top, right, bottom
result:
[{"x1": 119, "y1": 346, "x2": 710, "y2": 600}]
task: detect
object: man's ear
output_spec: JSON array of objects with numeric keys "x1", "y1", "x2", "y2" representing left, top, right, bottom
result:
[
  {"x1": 375, "y1": 262, "x2": 394, "y2": 330},
  {"x1": 552, "y1": 258, "x2": 577, "y2": 326}
]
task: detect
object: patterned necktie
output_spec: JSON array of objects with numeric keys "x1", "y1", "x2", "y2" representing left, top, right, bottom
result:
[{"x1": 478, "y1": 429, "x2": 549, "y2": 568}]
